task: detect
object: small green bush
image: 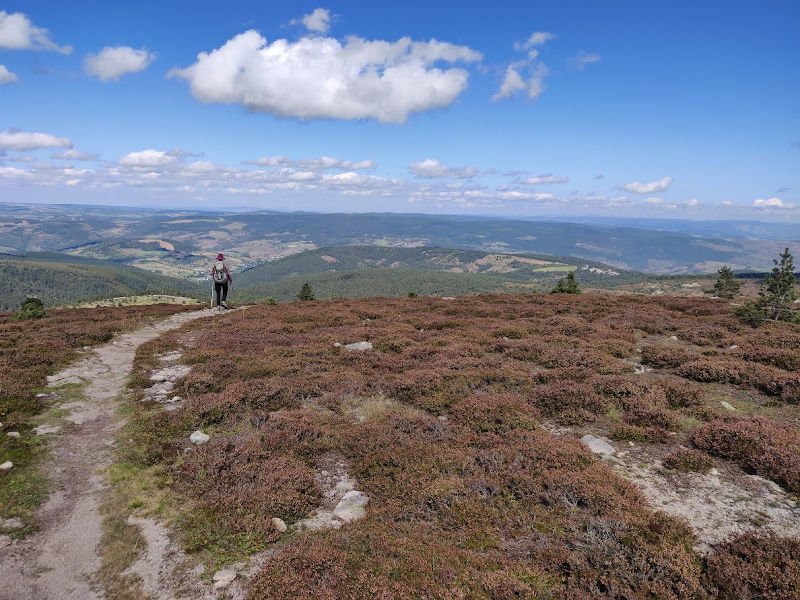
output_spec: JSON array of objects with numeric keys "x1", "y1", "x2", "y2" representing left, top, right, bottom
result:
[{"x1": 12, "y1": 296, "x2": 46, "y2": 320}]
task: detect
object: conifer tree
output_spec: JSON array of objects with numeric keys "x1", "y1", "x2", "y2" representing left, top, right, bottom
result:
[
  {"x1": 713, "y1": 265, "x2": 741, "y2": 299},
  {"x1": 759, "y1": 248, "x2": 797, "y2": 321},
  {"x1": 551, "y1": 271, "x2": 581, "y2": 294},
  {"x1": 297, "y1": 282, "x2": 315, "y2": 301}
]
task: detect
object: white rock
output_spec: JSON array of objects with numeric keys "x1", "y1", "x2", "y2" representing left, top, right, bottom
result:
[
  {"x1": 189, "y1": 431, "x2": 210, "y2": 445},
  {"x1": 720, "y1": 401, "x2": 736, "y2": 411},
  {"x1": 441, "y1": 296, "x2": 456, "y2": 300},
  {"x1": 213, "y1": 569, "x2": 236, "y2": 586},
  {"x1": 332, "y1": 490, "x2": 369, "y2": 523},
  {"x1": 580, "y1": 434, "x2": 615, "y2": 456},
  {"x1": 34, "y1": 424, "x2": 60, "y2": 436},
  {"x1": 150, "y1": 374, "x2": 167, "y2": 383},
  {"x1": 36, "y1": 393, "x2": 48, "y2": 398},
  {"x1": 167, "y1": 396, "x2": 181, "y2": 403},
  {"x1": 0, "y1": 535, "x2": 11, "y2": 548},
  {"x1": 333, "y1": 342, "x2": 342, "y2": 348},
  {"x1": 6, "y1": 432, "x2": 20, "y2": 438},
  {"x1": 345, "y1": 341, "x2": 373, "y2": 352},
  {"x1": 669, "y1": 335, "x2": 678, "y2": 341},
  {"x1": 1, "y1": 517, "x2": 23, "y2": 529},
  {"x1": 708, "y1": 468, "x2": 720, "y2": 476},
  {"x1": 728, "y1": 345, "x2": 739, "y2": 351},
  {"x1": 0, "y1": 461, "x2": 13, "y2": 472},
  {"x1": 271, "y1": 517, "x2": 287, "y2": 533}
]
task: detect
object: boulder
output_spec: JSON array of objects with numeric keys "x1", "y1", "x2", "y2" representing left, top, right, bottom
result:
[
  {"x1": 212, "y1": 569, "x2": 236, "y2": 589},
  {"x1": 6, "y1": 432, "x2": 20, "y2": 438},
  {"x1": 345, "y1": 341, "x2": 373, "y2": 352},
  {"x1": 580, "y1": 434, "x2": 615, "y2": 456},
  {"x1": 720, "y1": 401, "x2": 737, "y2": 411},
  {"x1": 0, "y1": 461, "x2": 13, "y2": 472},
  {"x1": 271, "y1": 517, "x2": 287, "y2": 533},
  {"x1": 189, "y1": 431, "x2": 210, "y2": 445},
  {"x1": 333, "y1": 490, "x2": 369, "y2": 523}
]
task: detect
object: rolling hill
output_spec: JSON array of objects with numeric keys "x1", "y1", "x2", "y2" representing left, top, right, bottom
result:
[{"x1": 0, "y1": 253, "x2": 204, "y2": 311}]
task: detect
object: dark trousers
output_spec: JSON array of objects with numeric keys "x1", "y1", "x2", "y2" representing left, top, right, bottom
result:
[{"x1": 214, "y1": 281, "x2": 228, "y2": 305}]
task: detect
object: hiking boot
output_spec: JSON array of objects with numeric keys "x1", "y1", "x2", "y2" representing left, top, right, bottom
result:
[{"x1": 221, "y1": 301, "x2": 230, "y2": 309}]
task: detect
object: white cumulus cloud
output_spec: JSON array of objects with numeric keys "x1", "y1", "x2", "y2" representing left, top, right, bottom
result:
[
  {"x1": 515, "y1": 32, "x2": 556, "y2": 51},
  {"x1": 524, "y1": 173, "x2": 568, "y2": 184},
  {"x1": 0, "y1": 64, "x2": 17, "y2": 84},
  {"x1": 246, "y1": 155, "x2": 374, "y2": 170},
  {"x1": 0, "y1": 129, "x2": 72, "y2": 151},
  {"x1": 302, "y1": 8, "x2": 331, "y2": 33},
  {"x1": 408, "y1": 158, "x2": 479, "y2": 179},
  {"x1": 0, "y1": 11, "x2": 72, "y2": 54},
  {"x1": 753, "y1": 197, "x2": 795, "y2": 210},
  {"x1": 84, "y1": 46, "x2": 156, "y2": 81},
  {"x1": 119, "y1": 149, "x2": 179, "y2": 168},
  {"x1": 168, "y1": 30, "x2": 481, "y2": 123},
  {"x1": 617, "y1": 176, "x2": 673, "y2": 194}
]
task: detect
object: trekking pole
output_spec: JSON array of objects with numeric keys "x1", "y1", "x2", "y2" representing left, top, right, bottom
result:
[{"x1": 210, "y1": 284, "x2": 214, "y2": 309}]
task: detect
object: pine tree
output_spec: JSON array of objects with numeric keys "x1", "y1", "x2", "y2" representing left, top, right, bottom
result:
[
  {"x1": 713, "y1": 265, "x2": 741, "y2": 299},
  {"x1": 759, "y1": 248, "x2": 797, "y2": 321},
  {"x1": 551, "y1": 271, "x2": 581, "y2": 294},
  {"x1": 297, "y1": 282, "x2": 315, "y2": 301}
]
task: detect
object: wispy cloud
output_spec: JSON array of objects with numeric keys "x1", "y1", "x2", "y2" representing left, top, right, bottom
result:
[
  {"x1": 617, "y1": 176, "x2": 673, "y2": 194},
  {"x1": 0, "y1": 64, "x2": 17, "y2": 84},
  {"x1": 0, "y1": 129, "x2": 72, "y2": 151},
  {"x1": 494, "y1": 31, "x2": 554, "y2": 101},
  {"x1": 568, "y1": 51, "x2": 601, "y2": 70},
  {"x1": 524, "y1": 173, "x2": 569, "y2": 184},
  {"x1": 408, "y1": 158, "x2": 479, "y2": 179},
  {"x1": 246, "y1": 155, "x2": 374, "y2": 171}
]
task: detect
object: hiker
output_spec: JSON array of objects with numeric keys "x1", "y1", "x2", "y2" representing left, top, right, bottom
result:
[{"x1": 210, "y1": 253, "x2": 232, "y2": 309}]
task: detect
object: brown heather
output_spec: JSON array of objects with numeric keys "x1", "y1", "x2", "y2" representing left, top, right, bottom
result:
[{"x1": 120, "y1": 293, "x2": 799, "y2": 599}]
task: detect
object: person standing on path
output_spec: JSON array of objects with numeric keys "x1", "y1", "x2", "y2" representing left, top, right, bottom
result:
[{"x1": 210, "y1": 253, "x2": 232, "y2": 309}]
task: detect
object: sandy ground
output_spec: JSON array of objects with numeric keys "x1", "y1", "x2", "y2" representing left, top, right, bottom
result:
[{"x1": 0, "y1": 308, "x2": 223, "y2": 600}]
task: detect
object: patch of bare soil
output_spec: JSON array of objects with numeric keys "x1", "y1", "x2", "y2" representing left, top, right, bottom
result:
[{"x1": 0, "y1": 308, "x2": 224, "y2": 600}]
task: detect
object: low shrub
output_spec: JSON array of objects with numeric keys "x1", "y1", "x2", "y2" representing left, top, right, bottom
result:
[
  {"x1": 610, "y1": 424, "x2": 670, "y2": 444},
  {"x1": 706, "y1": 534, "x2": 800, "y2": 600},
  {"x1": 663, "y1": 449, "x2": 713, "y2": 473},
  {"x1": 692, "y1": 417, "x2": 800, "y2": 493},
  {"x1": 641, "y1": 345, "x2": 695, "y2": 368}
]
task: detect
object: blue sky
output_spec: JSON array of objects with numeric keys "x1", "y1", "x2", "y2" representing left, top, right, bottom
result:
[{"x1": 0, "y1": 0, "x2": 798, "y2": 221}]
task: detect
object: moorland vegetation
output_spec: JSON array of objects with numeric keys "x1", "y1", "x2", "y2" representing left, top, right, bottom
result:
[{"x1": 114, "y1": 292, "x2": 800, "y2": 599}]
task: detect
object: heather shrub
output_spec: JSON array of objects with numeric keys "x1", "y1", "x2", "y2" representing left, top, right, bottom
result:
[
  {"x1": 530, "y1": 381, "x2": 608, "y2": 424},
  {"x1": 641, "y1": 344, "x2": 695, "y2": 368},
  {"x1": 692, "y1": 417, "x2": 800, "y2": 492},
  {"x1": 663, "y1": 449, "x2": 713, "y2": 473},
  {"x1": 624, "y1": 407, "x2": 679, "y2": 431},
  {"x1": 706, "y1": 534, "x2": 800, "y2": 600}
]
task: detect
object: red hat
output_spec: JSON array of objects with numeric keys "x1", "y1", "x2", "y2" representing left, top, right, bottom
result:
[{"x1": 216, "y1": 253, "x2": 224, "y2": 260}]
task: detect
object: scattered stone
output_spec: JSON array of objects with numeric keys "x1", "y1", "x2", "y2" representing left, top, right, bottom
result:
[
  {"x1": 720, "y1": 401, "x2": 737, "y2": 411},
  {"x1": 189, "y1": 431, "x2": 210, "y2": 445},
  {"x1": 728, "y1": 344, "x2": 739, "y2": 351},
  {"x1": 1, "y1": 517, "x2": 23, "y2": 529},
  {"x1": 438, "y1": 415, "x2": 448, "y2": 422},
  {"x1": 580, "y1": 434, "x2": 615, "y2": 456},
  {"x1": 271, "y1": 517, "x2": 287, "y2": 533},
  {"x1": 333, "y1": 342, "x2": 342, "y2": 348},
  {"x1": 332, "y1": 490, "x2": 369, "y2": 523},
  {"x1": 36, "y1": 393, "x2": 48, "y2": 398},
  {"x1": 45, "y1": 375, "x2": 83, "y2": 387},
  {"x1": 34, "y1": 424, "x2": 60, "y2": 436},
  {"x1": 708, "y1": 468, "x2": 719, "y2": 477},
  {"x1": 0, "y1": 535, "x2": 11, "y2": 548},
  {"x1": 167, "y1": 396, "x2": 181, "y2": 403},
  {"x1": 441, "y1": 296, "x2": 456, "y2": 300},
  {"x1": 320, "y1": 470, "x2": 329, "y2": 476},
  {"x1": 668, "y1": 335, "x2": 678, "y2": 341},
  {"x1": 0, "y1": 461, "x2": 13, "y2": 472},
  {"x1": 633, "y1": 364, "x2": 645, "y2": 374},
  {"x1": 345, "y1": 341, "x2": 373, "y2": 352},
  {"x1": 6, "y1": 432, "x2": 20, "y2": 439},
  {"x1": 150, "y1": 374, "x2": 167, "y2": 383},
  {"x1": 212, "y1": 569, "x2": 236, "y2": 589}
]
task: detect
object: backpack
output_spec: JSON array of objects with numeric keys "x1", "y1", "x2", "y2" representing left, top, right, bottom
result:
[{"x1": 212, "y1": 261, "x2": 227, "y2": 284}]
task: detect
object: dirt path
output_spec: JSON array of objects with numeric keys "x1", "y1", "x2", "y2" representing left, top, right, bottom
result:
[{"x1": 0, "y1": 308, "x2": 225, "y2": 600}]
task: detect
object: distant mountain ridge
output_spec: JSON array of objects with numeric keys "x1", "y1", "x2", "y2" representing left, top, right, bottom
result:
[{"x1": 2, "y1": 203, "x2": 798, "y2": 275}]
